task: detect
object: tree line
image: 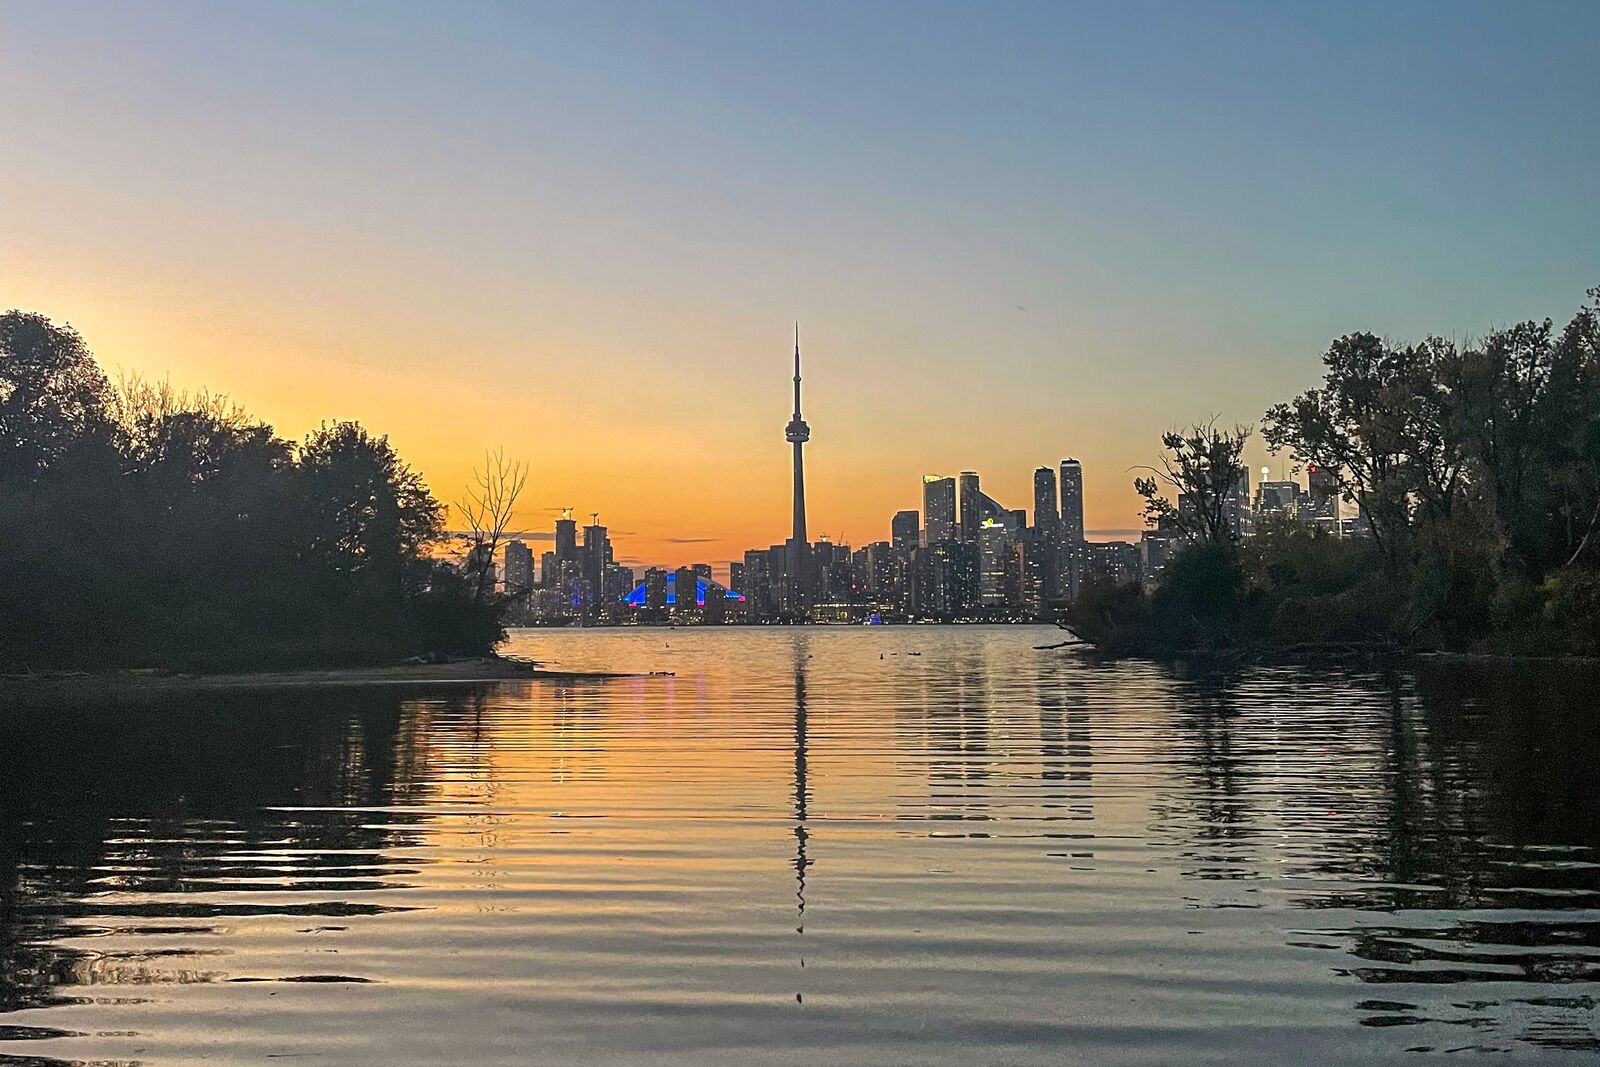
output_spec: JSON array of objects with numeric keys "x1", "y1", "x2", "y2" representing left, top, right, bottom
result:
[
  {"x1": 1070, "y1": 287, "x2": 1600, "y2": 659},
  {"x1": 0, "y1": 311, "x2": 506, "y2": 671}
]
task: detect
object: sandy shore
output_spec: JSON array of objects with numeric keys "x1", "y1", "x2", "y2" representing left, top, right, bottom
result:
[{"x1": 0, "y1": 657, "x2": 642, "y2": 707}]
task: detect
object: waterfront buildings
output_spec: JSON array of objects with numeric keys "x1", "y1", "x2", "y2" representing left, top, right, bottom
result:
[
  {"x1": 503, "y1": 540, "x2": 534, "y2": 596},
  {"x1": 977, "y1": 519, "x2": 1013, "y2": 608},
  {"x1": 554, "y1": 512, "x2": 577, "y2": 563},
  {"x1": 922, "y1": 476, "x2": 956, "y2": 545},
  {"x1": 496, "y1": 328, "x2": 1355, "y2": 627},
  {"x1": 891, "y1": 510, "x2": 920, "y2": 551},
  {"x1": 1033, "y1": 467, "x2": 1059, "y2": 535},
  {"x1": 1059, "y1": 459, "x2": 1084, "y2": 542}
]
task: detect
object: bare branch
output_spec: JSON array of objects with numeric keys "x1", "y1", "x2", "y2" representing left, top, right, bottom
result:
[{"x1": 455, "y1": 448, "x2": 529, "y2": 604}]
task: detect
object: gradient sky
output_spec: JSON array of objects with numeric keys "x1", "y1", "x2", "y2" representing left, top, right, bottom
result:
[{"x1": 3, "y1": 1, "x2": 1597, "y2": 571}]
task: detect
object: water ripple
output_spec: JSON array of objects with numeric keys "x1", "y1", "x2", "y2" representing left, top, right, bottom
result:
[{"x1": 1, "y1": 627, "x2": 1596, "y2": 1064}]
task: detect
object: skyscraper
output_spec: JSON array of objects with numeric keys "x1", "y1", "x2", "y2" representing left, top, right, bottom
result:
[
  {"x1": 503, "y1": 539, "x2": 534, "y2": 596},
  {"x1": 581, "y1": 520, "x2": 610, "y2": 613},
  {"x1": 1059, "y1": 459, "x2": 1084, "y2": 542},
  {"x1": 923, "y1": 475, "x2": 956, "y2": 545},
  {"x1": 959, "y1": 471, "x2": 1008, "y2": 542},
  {"x1": 673, "y1": 566, "x2": 699, "y2": 615},
  {"x1": 1032, "y1": 466, "x2": 1059, "y2": 534},
  {"x1": 554, "y1": 509, "x2": 578, "y2": 562},
  {"x1": 784, "y1": 326, "x2": 811, "y2": 615},
  {"x1": 977, "y1": 518, "x2": 1013, "y2": 608},
  {"x1": 891, "y1": 509, "x2": 920, "y2": 552},
  {"x1": 959, "y1": 471, "x2": 982, "y2": 543},
  {"x1": 1224, "y1": 467, "x2": 1251, "y2": 538},
  {"x1": 741, "y1": 549, "x2": 770, "y2": 620}
]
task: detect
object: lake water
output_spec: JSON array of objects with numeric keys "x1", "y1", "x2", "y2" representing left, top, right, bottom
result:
[{"x1": 2, "y1": 626, "x2": 1597, "y2": 1064}]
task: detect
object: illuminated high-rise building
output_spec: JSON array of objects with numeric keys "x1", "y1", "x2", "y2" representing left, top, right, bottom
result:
[
  {"x1": 923, "y1": 476, "x2": 956, "y2": 545},
  {"x1": 977, "y1": 519, "x2": 1014, "y2": 608},
  {"x1": 959, "y1": 472, "x2": 982, "y2": 543},
  {"x1": 959, "y1": 471, "x2": 1008, "y2": 542},
  {"x1": 891, "y1": 509, "x2": 920, "y2": 552},
  {"x1": 1224, "y1": 468, "x2": 1251, "y2": 538},
  {"x1": 581, "y1": 519, "x2": 610, "y2": 621},
  {"x1": 1059, "y1": 459, "x2": 1084, "y2": 542},
  {"x1": 643, "y1": 568, "x2": 668, "y2": 613},
  {"x1": 604, "y1": 564, "x2": 634, "y2": 606},
  {"x1": 741, "y1": 549, "x2": 770, "y2": 620},
  {"x1": 503, "y1": 539, "x2": 534, "y2": 596},
  {"x1": 673, "y1": 566, "x2": 699, "y2": 616},
  {"x1": 1033, "y1": 466, "x2": 1059, "y2": 534}
]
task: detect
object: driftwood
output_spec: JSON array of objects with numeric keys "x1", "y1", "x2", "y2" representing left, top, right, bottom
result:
[{"x1": 1035, "y1": 621, "x2": 1093, "y2": 650}]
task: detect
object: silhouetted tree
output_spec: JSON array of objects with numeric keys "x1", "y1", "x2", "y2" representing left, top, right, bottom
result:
[
  {"x1": 1262, "y1": 334, "x2": 1459, "y2": 568},
  {"x1": 456, "y1": 448, "x2": 527, "y2": 604},
  {"x1": 0, "y1": 311, "x2": 113, "y2": 484},
  {"x1": 1078, "y1": 288, "x2": 1600, "y2": 657},
  {"x1": 1133, "y1": 420, "x2": 1251, "y2": 546},
  {"x1": 298, "y1": 422, "x2": 443, "y2": 591},
  {"x1": 0, "y1": 311, "x2": 504, "y2": 671}
]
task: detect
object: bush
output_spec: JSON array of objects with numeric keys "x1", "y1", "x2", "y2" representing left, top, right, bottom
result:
[
  {"x1": 1064, "y1": 577, "x2": 1152, "y2": 657},
  {"x1": 1541, "y1": 569, "x2": 1600, "y2": 655},
  {"x1": 1148, "y1": 543, "x2": 1246, "y2": 652},
  {"x1": 0, "y1": 311, "x2": 506, "y2": 672}
]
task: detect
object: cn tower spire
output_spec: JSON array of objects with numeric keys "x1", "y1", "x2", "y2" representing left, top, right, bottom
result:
[{"x1": 793, "y1": 322, "x2": 802, "y2": 416}]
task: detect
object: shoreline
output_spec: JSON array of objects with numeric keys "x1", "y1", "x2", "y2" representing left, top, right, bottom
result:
[{"x1": 0, "y1": 657, "x2": 642, "y2": 707}]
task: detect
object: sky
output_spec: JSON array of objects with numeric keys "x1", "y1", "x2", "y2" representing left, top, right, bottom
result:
[{"x1": 3, "y1": 1, "x2": 1597, "y2": 571}]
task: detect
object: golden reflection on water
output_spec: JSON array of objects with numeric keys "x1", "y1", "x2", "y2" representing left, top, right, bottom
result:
[{"x1": 1, "y1": 627, "x2": 1597, "y2": 1065}]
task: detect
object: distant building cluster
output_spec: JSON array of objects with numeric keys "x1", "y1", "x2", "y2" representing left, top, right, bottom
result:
[
  {"x1": 727, "y1": 462, "x2": 1094, "y2": 623},
  {"x1": 495, "y1": 508, "x2": 695, "y2": 627},
  {"x1": 484, "y1": 336, "x2": 1360, "y2": 626}
]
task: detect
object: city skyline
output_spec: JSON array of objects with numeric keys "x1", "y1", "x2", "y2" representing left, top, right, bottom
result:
[
  {"x1": 499, "y1": 340, "x2": 1132, "y2": 579},
  {"x1": 493, "y1": 341, "x2": 1346, "y2": 623},
  {"x1": 4, "y1": 3, "x2": 1595, "y2": 569}
]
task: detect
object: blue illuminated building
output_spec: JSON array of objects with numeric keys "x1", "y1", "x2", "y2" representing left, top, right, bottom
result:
[{"x1": 624, "y1": 573, "x2": 745, "y2": 608}]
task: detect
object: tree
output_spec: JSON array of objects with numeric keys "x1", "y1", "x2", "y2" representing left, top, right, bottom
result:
[
  {"x1": 0, "y1": 311, "x2": 113, "y2": 484},
  {"x1": 0, "y1": 311, "x2": 509, "y2": 671},
  {"x1": 1262, "y1": 333, "x2": 1469, "y2": 569},
  {"x1": 456, "y1": 449, "x2": 528, "y2": 604},
  {"x1": 297, "y1": 422, "x2": 444, "y2": 596},
  {"x1": 113, "y1": 375, "x2": 293, "y2": 510},
  {"x1": 1133, "y1": 420, "x2": 1251, "y2": 546},
  {"x1": 1549, "y1": 292, "x2": 1600, "y2": 569},
  {"x1": 1441, "y1": 294, "x2": 1600, "y2": 573}
]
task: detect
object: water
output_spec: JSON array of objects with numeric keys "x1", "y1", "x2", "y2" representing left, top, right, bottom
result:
[{"x1": 2, "y1": 626, "x2": 1597, "y2": 1065}]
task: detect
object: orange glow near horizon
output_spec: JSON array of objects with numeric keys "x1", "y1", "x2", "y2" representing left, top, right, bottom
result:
[
  {"x1": 5, "y1": 6, "x2": 1591, "y2": 576},
  {"x1": 4, "y1": 278, "x2": 1161, "y2": 572}
]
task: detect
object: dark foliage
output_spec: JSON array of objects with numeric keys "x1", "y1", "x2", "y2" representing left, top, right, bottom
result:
[
  {"x1": 0, "y1": 311, "x2": 505, "y2": 672},
  {"x1": 1077, "y1": 287, "x2": 1600, "y2": 660},
  {"x1": 1062, "y1": 577, "x2": 1153, "y2": 657},
  {"x1": 1133, "y1": 420, "x2": 1251, "y2": 545}
]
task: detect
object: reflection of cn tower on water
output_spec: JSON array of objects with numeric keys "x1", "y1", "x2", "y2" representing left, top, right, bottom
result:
[{"x1": 791, "y1": 642, "x2": 811, "y2": 1004}]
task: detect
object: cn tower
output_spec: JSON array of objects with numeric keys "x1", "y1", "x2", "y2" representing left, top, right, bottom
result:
[
  {"x1": 784, "y1": 325, "x2": 811, "y2": 614},
  {"x1": 785, "y1": 324, "x2": 810, "y2": 546}
]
